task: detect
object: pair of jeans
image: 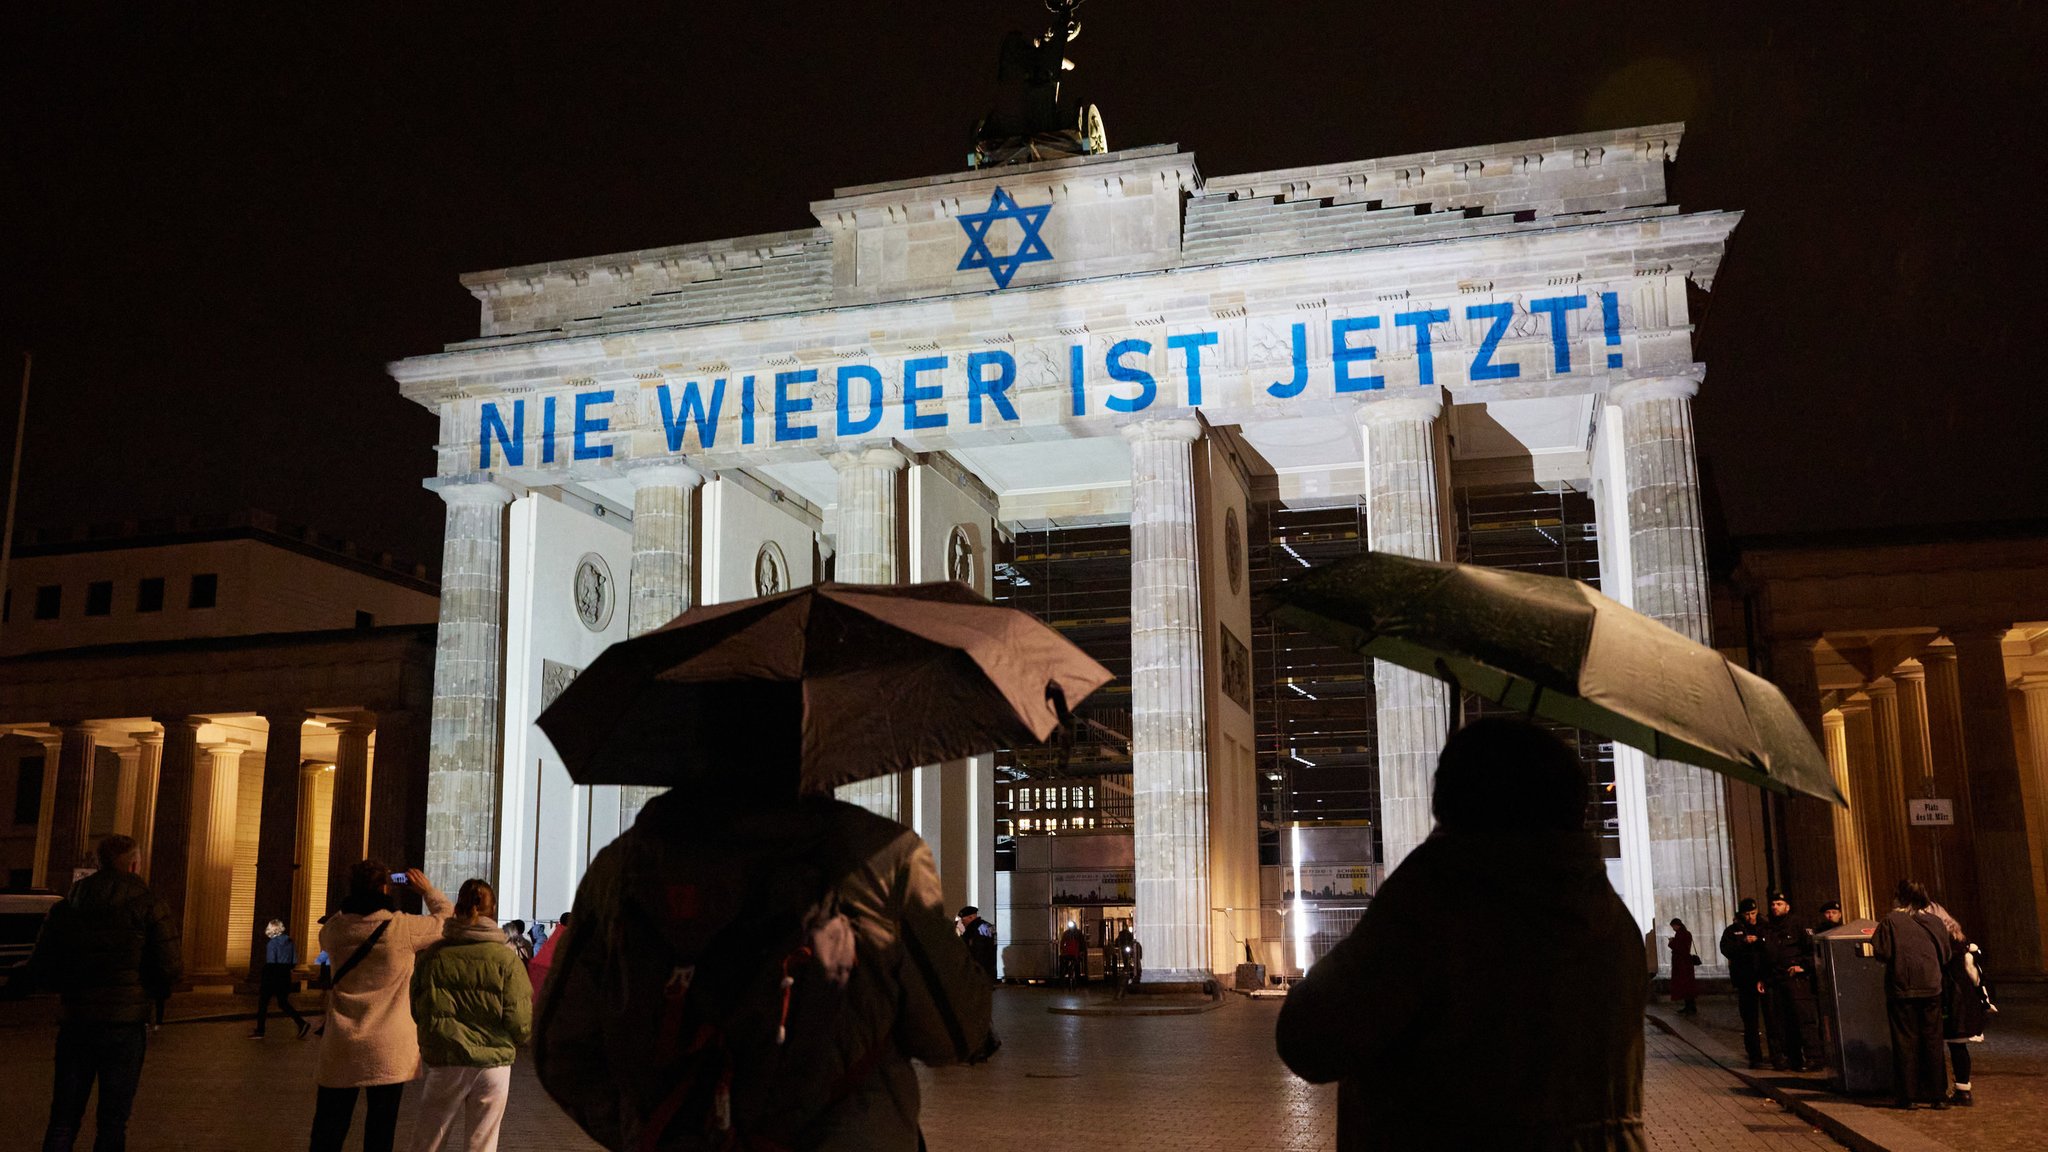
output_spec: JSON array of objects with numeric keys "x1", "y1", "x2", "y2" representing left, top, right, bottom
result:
[
  {"x1": 309, "y1": 1082, "x2": 405, "y2": 1152},
  {"x1": 411, "y1": 1065, "x2": 512, "y2": 1152},
  {"x1": 254, "y1": 965, "x2": 307, "y2": 1034},
  {"x1": 43, "y1": 1021, "x2": 148, "y2": 1152}
]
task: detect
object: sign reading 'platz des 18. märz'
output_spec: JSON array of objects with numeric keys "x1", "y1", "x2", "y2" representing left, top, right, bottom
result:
[{"x1": 470, "y1": 183, "x2": 1650, "y2": 470}]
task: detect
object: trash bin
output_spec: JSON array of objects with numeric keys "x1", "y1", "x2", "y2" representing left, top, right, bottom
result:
[
  {"x1": 1234, "y1": 962, "x2": 1267, "y2": 992},
  {"x1": 1814, "y1": 920, "x2": 1892, "y2": 1094}
]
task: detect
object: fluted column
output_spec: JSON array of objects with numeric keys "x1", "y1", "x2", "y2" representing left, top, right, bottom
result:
[
  {"x1": 1890, "y1": 662, "x2": 1942, "y2": 893},
  {"x1": 1358, "y1": 392, "x2": 1449, "y2": 873},
  {"x1": 1864, "y1": 680, "x2": 1913, "y2": 898},
  {"x1": 128, "y1": 730, "x2": 164, "y2": 878},
  {"x1": 1950, "y1": 627, "x2": 2046, "y2": 972},
  {"x1": 112, "y1": 742, "x2": 141, "y2": 841},
  {"x1": 30, "y1": 736, "x2": 60, "y2": 888},
  {"x1": 1821, "y1": 710, "x2": 1872, "y2": 921},
  {"x1": 326, "y1": 718, "x2": 375, "y2": 907},
  {"x1": 248, "y1": 711, "x2": 304, "y2": 977},
  {"x1": 2018, "y1": 675, "x2": 2048, "y2": 928},
  {"x1": 426, "y1": 480, "x2": 514, "y2": 888},
  {"x1": 830, "y1": 446, "x2": 911, "y2": 822},
  {"x1": 1612, "y1": 375, "x2": 1733, "y2": 971},
  {"x1": 621, "y1": 462, "x2": 705, "y2": 830},
  {"x1": 1919, "y1": 649, "x2": 1983, "y2": 930},
  {"x1": 293, "y1": 759, "x2": 328, "y2": 964},
  {"x1": 188, "y1": 743, "x2": 242, "y2": 979},
  {"x1": 148, "y1": 717, "x2": 205, "y2": 944},
  {"x1": 1123, "y1": 418, "x2": 1211, "y2": 981},
  {"x1": 1839, "y1": 695, "x2": 1887, "y2": 916},
  {"x1": 46, "y1": 724, "x2": 99, "y2": 895}
]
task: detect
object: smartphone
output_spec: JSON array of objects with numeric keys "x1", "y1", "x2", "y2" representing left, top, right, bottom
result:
[{"x1": 389, "y1": 872, "x2": 409, "y2": 885}]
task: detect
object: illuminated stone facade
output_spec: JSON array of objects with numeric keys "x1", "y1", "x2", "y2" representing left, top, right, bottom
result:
[{"x1": 393, "y1": 123, "x2": 1747, "y2": 978}]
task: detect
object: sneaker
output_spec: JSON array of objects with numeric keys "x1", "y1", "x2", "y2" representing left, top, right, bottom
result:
[{"x1": 1950, "y1": 1089, "x2": 1973, "y2": 1107}]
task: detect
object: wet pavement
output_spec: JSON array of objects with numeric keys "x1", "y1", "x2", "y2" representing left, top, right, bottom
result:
[{"x1": 0, "y1": 985, "x2": 1853, "y2": 1150}]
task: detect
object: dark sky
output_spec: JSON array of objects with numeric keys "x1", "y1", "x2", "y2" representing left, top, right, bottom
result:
[{"x1": 3, "y1": 2, "x2": 2042, "y2": 572}]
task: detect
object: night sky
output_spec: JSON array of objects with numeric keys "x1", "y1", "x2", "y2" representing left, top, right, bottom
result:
[{"x1": 3, "y1": 3, "x2": 2042, "y2": 572}]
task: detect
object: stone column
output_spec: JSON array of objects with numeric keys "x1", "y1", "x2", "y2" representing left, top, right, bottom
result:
[
  {"x1": 426, "y1": 480, "x2": 514, "y2": 889},
  {"x1": 1918, "y1": 649, "x2": 1984, "y2": 931},
  {"x1": 2018, "y1": 675, "x2": 2048, "y2": 927},
  {"x1": 292, "y1": 759, "x2": 327, "y2": 963},
  {"x1": 1950, "y1": 627, "x2": 2046, "y2": 972},
  {"x1": 326, "y1": 718, "x2": 375, "y2": 907},
  {"x1": 1357, "y1": 393, "x2": 1449, "y2": 873},
  {"x1": 112, "y1": 743, "x2": 141, "y2": 841},
  {"x1": 128, "y1": 730, "x2": 164, "y2": 878},
  {"x1": 1821, "y1": 709, "x2": 1873, "y2": 921},
  {"x1": 1889, "y1": 663, "x2": 1942, "y2": 890},
  {"x1": 248, "y1": 711, "x2": 304, "y2": 977},
  {"x1": 622, "y1": 462, "x2": 705, "y2": 830},
  {"x1": 830, "y1": 446, "x2": 910, "y2": 822},
  {"x1": 1839, "y1": 695, "x2": 1888, "y2": 916},
  {"x1": 1767, "y1": 637, "x2": 1838, "y2": 912},
  {"x1": 1123, "y1": 418, "x2": 1212, "y2": 982},
  {"x1": 188, "y1": 743, "x2": 243, "y2": 980},
  {"x1": 1864, "y1": 679, "x2": 1913, "y2": 900},
  {"x1": 30, "y1": 735, "x2": 61, "y2": 888},
  {"x1": 148, "y1": 717, "x2": 205, "y2": 939},
  {"x1": 1612, "y1": 375, "x2": 1732, "y2": 969},
  {"x1": 46, "y1": 724, "x2": 99, "y2": 895}
]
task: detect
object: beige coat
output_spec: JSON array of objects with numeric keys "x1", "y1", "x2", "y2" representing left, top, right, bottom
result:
[{"x1": 316, "y1": 887, "x2": 453, "y2": 1088}]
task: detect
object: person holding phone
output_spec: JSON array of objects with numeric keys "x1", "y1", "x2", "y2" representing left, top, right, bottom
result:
[{"x1": 311, "y1": 861, "x2": 451, "y2": 1152}]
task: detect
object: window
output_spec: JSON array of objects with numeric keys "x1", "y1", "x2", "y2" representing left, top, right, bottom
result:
[
  {"x1": 12, "y1": 756, "x2": 43, "y2": 826},
  {"x1": 85, "y1": 581, "x2": 113, "y2": 617},
  {"x1": 354, "y1": 610, "x2": 375, "y2": 630},
  {"x1": 188, "y1": 573, "x2": 218, "y2": 609},
  {"x1": 33, "y1": 585, "x2": 60, "y2": 620},
  {"x1": 137, "y1": 577, "x2": 165, "y2": 613}
]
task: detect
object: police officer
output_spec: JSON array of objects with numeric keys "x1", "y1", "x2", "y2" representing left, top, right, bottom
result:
[
  {"x1": 1760, "y1": 890, "x2": 1823, "y2": 1072},
  {"x1": 1719, "y1": 897, "x2": 1768, "y2": 1068},
  {"x1": 1814, "y1": 899, "x2": 1844, "y2": 935},
  {"x1": 959, "y1": 905, "x2": 998, "y2": 981}
]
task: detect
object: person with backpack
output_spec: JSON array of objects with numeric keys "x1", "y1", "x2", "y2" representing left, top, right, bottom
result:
[
  {"x1": 536, "y1": 782, "x2": 995, "y2": 1152},
  {"x1": 311, "y1": 861, "x2": 452, "y2": 1152},
  {"x1": 410, "y1": 878, "x2": 533, "y2": 1152}
]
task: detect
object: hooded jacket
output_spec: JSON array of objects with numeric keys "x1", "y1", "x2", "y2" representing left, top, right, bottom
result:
[
  {"x1": 316, "y1": 886, "x2": 453, "y2": 1087},
  {"x1": 538, "y1": 792, "x2": 993, "y2": 1152},
  {"x1": 1276, "y1": 829, "x2": 1647, "y2": 1152},
  {"x1": 27, "y1": 868, "x2": 182, "y2": 1024},
  {"x1": 412, "y1": 916, "x2": 534, "y2": 1068}
]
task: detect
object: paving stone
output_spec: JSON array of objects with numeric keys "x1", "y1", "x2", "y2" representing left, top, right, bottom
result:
[{"x1": 0, "y1": 987, "x2": 1859, "y2": 1150}]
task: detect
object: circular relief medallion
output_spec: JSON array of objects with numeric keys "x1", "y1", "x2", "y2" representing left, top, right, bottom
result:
[
  {"x1": 1224, "y1": 507, "x2": 1244, "y2": 596},
  {"x1": 754, "y1": 541, "x2": 788, "y2": 597},
  {"x1": 947, "y1": 525, "x2": 976, "y2": 587},
  {"x1": 573, "y1": 553, "x2": 613, "y2": 632}
]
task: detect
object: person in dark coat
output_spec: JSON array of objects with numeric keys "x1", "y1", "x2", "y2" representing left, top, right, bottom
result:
[
  {"x1": 1814, "y1": 900, "x2": 1844, "y2": 935},
  {"x1": 1719, "y1": 899, "x2": 1767, "y2": 1068},
  {"x1": 959, "y1": 905, "x2": 998, "y2": 981},
  {"x1": 1929, "y1": 904, "x2": 1992, "y2": 1107},
  {"x1": 250, "y1": 918, "x2": 310, "y2": 1039},
  {"x1": 1873, "y1": 880, "x2": 1952, "y2": 1109},
  {"x1": 1276, "y1": 718, "x2": 1647, "y2": 1152},
  {"x1": 1758, "y1": 891, "x2": 1821, "y2": 1072},
  {"x1": 1666, "y1": 918, "x2": 1700, "y2": 1016},
  {"x1": 27, "y1": 833, "x2": 183, "y2": 1152}
]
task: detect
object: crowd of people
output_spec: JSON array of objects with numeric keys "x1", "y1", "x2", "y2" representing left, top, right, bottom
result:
[{"x1": 1716, "y1": 880, "x2": 1995, "y2": 1110}]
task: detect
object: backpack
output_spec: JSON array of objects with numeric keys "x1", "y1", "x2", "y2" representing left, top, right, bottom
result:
[{"x1": 536, "y1": 807, "x2": 866, "y2": 1152}]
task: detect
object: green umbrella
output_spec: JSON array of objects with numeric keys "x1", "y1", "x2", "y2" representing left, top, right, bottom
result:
[{"x1": 1261, "y1": 551, "x2": 1844, "y2": 805}]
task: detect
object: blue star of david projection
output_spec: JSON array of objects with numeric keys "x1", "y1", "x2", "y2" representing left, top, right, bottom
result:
[{"x1": 956, "y1": 187, "x2": 1053, "y2": 289}]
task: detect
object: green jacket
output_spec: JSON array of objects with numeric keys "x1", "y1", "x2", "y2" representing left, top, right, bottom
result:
[
  {"x1": 410, "y1": 917, "x2": 532, "y2": 1068},
  {"x1": 28, "y1": 868, "x2": 182, "y2": 1024}
]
